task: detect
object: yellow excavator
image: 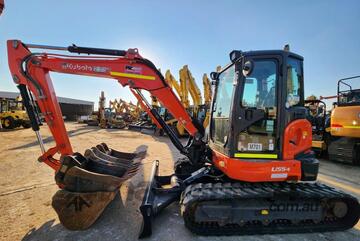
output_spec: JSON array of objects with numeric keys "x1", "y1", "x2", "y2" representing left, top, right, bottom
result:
[
  {"x1": 165, "y1": 69, "x2": 188, "y2": 136},
  {"x1": 164, "y1": 66, "x2": 213, "y2": 137},
  {"x1": 180, "y1": 65, "x2": 202, "y2": 120},
  {"x1": 128, "y1": 94, "x2": 168, "y2": 134},
  {"x1": 0, "y1": 96, "x2": 31, "y2": 129},
  {"x1": 179, "y1": 65, "x2": 213, "y2": 130},
  {"x1": 326, "y1": 76, "x2": 360, "y2": 165},
  {"x1": 129, "y1": 101, "x2": 142, "y2": 120},
  {"x1": 202, "y1": 73, "x2": 212, "y2": 128},
  {"x1": 88, "y1": 92, "x2": 125, "y2": 129}
]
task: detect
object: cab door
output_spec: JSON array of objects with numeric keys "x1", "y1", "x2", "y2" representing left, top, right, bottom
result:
[{"x1": 233, "y1": 57, "x2": 281, "y2": 159}]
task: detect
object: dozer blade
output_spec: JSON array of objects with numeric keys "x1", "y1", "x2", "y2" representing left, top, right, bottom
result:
[
  {"x1": 139, "y1": 160, "x2": 182, "y2": 238},
  {"x1": 53, "y1": 143, "x2": 147, "y2": 230}
]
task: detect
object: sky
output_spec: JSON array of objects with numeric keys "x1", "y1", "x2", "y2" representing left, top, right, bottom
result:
[{"x1": 1, "y1": 0, "x2": 360, "y2": 109}]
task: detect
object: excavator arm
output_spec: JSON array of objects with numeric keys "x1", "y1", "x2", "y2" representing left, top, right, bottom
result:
[
  {"x1": 181, "y1": 65, "x2": 202, "y2": 111},
  {"x1": 165, "y1": 70, "x2": 183, "y2": 102},
  {"x1": 7, "y1": 40, "x2": 202, "y2": 171},
  {"x1": 202, "y1": 73, "x2": 212, "y2": 106}
]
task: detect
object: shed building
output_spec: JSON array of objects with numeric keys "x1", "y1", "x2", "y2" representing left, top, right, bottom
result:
[{"x1": 0, "y1": 91, "x2": 94, "y2": 121}]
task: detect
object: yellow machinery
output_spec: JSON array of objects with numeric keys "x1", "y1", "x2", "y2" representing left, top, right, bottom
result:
[
  {"x1": 98, "y1": 91, "x2": 107, "y2": 128},
  {"x1": 179, "y1": 65, "x2": 212, "y2": 128},
  {"x1": 86, "y1": 111, "x2": 99, "y2": 126},
  {"x1": 326, "y1": 76, "x2": 360, "y2": 165},
  {"x1": 108, "y1": 99, "x2": 119, "y2": 113},
  {"x1": 165, "y1": 70, "x2": 187, "y2": 136},
  {"x1": 202, "y1": 73, "x2": 212, "y2": 128},
  {"x1": 0, "y1": 96, "x2": 31, "y2": 129},
  {"x1": 127, "y1": 101, "x2": 141, "y2": 120},
  {"x1": 180, "y1": 65, "x2": 202, "y2": 117},
  {"x1": 115, "y1": 98, "x2": 141, "y2": 123},
  {"x1": 304, "y1": 96, "x2": 327, "y2": 155},
  {"x1": 164, "y1": 66, "x2": 213, "y2": 136},
  {"x1": 89, "y1": 92, "x2": 125, "y2": 129}
]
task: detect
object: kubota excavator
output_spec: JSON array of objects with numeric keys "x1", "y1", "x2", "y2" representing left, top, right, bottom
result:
[{"x1": 7, "y1": 40, "x2": 360, "y2": 238}]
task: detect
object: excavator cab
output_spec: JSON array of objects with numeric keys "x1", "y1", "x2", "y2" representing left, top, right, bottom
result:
[
  {"x1": 337, "y1": 76, "x2": 360, "y2": 106},
  {"x1": 209, "y1": 48, "x2": 318, "y2": 181}
]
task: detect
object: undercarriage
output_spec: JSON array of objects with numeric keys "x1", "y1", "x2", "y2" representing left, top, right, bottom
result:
[{"x1": 139, "y1": 159, "x2": 360, "y2": 238}]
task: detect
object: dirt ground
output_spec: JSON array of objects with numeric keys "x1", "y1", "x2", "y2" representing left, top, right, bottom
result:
[{"x1": 0, "y1": 122, "x2": 359, "y2": 241}]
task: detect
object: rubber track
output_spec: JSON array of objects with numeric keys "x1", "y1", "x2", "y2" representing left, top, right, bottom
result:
[{"x1": 180, "y1": 182, "x2": 360, "y2": 235}]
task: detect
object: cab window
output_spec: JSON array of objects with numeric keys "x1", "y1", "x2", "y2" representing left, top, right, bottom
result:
[
  {"x1": 211, "y1": 65, "x2": 236, "y2": 144},
  {"x1": 286, "y1": 57, "x2": 302, "y2": 107}
]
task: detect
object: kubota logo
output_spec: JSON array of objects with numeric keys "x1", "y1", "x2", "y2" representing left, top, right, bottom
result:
[{"x1": 62, "y1": 63, "x2": 109, "y2": 73}]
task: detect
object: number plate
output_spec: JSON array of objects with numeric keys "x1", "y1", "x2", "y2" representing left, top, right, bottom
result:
[{"x1": 247, "y1": 143, "x2": 262, "y2": 151}]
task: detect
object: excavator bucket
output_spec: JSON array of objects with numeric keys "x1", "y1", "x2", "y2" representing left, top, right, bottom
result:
[{"x1": 52, "y1": 143, "x2": 147, "y2": 230}]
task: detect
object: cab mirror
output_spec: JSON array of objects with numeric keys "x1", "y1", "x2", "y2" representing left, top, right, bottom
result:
[
  {"x1": 210, "y1": 72, "x2": 218, "y2": 80},
  {"x1": 242, "y1": 61, "x2": 253, "y2": 77}
]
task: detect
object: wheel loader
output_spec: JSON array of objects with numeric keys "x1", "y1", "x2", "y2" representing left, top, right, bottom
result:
[
  {"x1": 7, "y1": 40, "x2": 360, "y2": 238},
  {"x1": 0, "y1": 96, "x2": 31, "y2": 129}
]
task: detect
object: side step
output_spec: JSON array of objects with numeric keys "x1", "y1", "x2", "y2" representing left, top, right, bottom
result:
[{"x1": 52, "y1": 143, "x2": 147, "y2": 230}]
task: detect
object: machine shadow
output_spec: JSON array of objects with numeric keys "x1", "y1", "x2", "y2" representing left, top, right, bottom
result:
[
  {"x1": 0, "y1": 127, "x2": 27, "y2": 133},
  {"x1": 9, "y1": 124, "x2": 101, "y2": 150}
]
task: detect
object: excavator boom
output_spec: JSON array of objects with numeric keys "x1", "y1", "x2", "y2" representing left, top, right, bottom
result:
[
  {"x1": 7, "y1": 40, "x2": 206, "y2": 232},
  {"x1": 8, "y1": 40, "x2": 202, "y2": 170}
]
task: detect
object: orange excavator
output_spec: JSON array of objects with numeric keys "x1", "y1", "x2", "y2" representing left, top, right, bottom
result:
[{"x1": 7, "y1": 40, "x2": 360, "y2": 237}]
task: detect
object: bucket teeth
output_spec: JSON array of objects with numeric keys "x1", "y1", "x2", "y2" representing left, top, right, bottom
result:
[
  {"x1": 84, "y1": 148, "x2": 141, "y2": 177},
  {"x1": 91, "y1": 147, "x2": 134, "y2": 167},
  {"x1": 52, "y1": 143, "x2": 147, "y2": 230},
  {"x1": 99, "y1": 142, "x2": 147, "y2": 160}
]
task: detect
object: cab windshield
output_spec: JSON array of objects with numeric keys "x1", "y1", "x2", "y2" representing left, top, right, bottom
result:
[{"x1": 211, "y1": 65, "x2": 236, "y2": 144}]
